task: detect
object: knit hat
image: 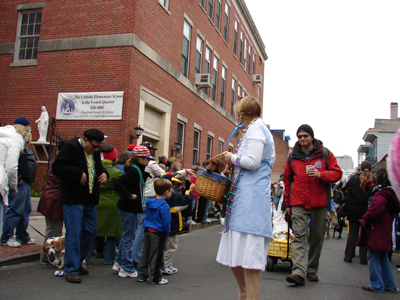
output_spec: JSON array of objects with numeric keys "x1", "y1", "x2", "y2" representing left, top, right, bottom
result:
[
  {"x1": 127, "y1": 143, "x2": 137, "y2": 151},
  {"x1": 14, "y1": 117, "x2": 30, "y2": 126},
  {"x1": 83, "y1": 128, "x2": 104, "y2": 141},
  {"x1": 360, "y1": 161, "x2": 372, "y2": 172},
  {"x1": 297, "y1": 124, "x2": 314, "y2": 139},
  {"x1": 160, "y1": 172, "x2": 181, "y2": 184},
  {"x1": 132, "y1": 145, "x2": 155, "y2": 160},
  {"x1": 102, "y1": 148, "x2": 118, "y2": 161}
]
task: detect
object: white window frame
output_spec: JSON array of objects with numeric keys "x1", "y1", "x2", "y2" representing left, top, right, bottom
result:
[
  {"x1": 193, "y1": 129, "x2": 201, "y2": 165},
  {"x1": 13, "y1": 8, "x2": 43, "y2": 67},
  {"x1": 231, "y1": 77, "x2": 236, "y2": 116},
  {"x1": 233, "y1": 19, "x2": 238, "y2": 57},
  {"x1": 206, "y1": 136, "x2": 213, "y2": 160},
  {"x1": 221, "y1": 65, "x2": 227, "y2": 108},
  {"x1": 215, "y1": 0, "x2": 222, "y2": 32},
  {"x1": 181, "y1": 20, "x2": 191, "y2": 77},
  {"x1": 208, "y1": 0, "x2": 214, "y2": 21},
  {"x1": 177, "y1": 121, "x2": 185, "y2": 154},
  {"x1": 212, "y1": 55, "x2": 219, "y2": 100},
  {"x1": 195, "y1": 35, "x2": 203, "y2": 74},
  {"x1": 159, "y1": 0, "x2": 169, "y2": 10},
  {"x1": 218, "y1": 141, "x2": 223, "y2": 154},
  {"x1": 223, "y1": 3, "x2": 230, "y2": 42}
]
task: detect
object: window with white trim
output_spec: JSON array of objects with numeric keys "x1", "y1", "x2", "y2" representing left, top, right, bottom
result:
[
  {"x1": 15, "y1": 10, "x2": 42, "y2": 62},
  {"x1": 223, "y1": 3, "x2": 229, "y2": 42},
  {"x1": 233, "y1": 20, "x2": 238, "y2": 56},
  {"x1": 181, "y1": 20, "x2": 191, "y2": 77},
  {"x1": 239, "y1": 30, "x2": 243, "y2": 65},
  {"x1": 244, "y1": 38, "x2": 248, "y2": 71},
  {"x1": 229, "y1": 146, "x2": 233, "y2": 153},
  {"x1": 258, "y1": 85, "x2": 261, "y2": 101},
  {"x1": 247, "y1": 44, "x2": 252, "y2": 74},
  {"x1": 199, "y1": 0, "x2": 206, "y2": 9},
  {"x1": 231, "y1": 77, "x2": 236, "y2": 116},
  {"x1": 218, "y1": 141, "x2": 223, "y2": 154},
  {"x1": 204, "y1": 46, "x2": 212, "y2": 95},
  {"x1": 195, "y1": 36, "x2": 203, "y2": 74},
  {"x1": 215, "y1": 0, "x2": 221, "y2": 32},
  {"x1": 177, "y1": 122, "x2": 185, "y2": 154},
  {"x1": 159, "y1": 0, "x2": 169, "y2": 10},
  {"x1": 193, "y1": 130, "x2": 200, "y2": 165},
  {"x1": 212, "y1": 56, "x2": 219, "y2": 101},
  {"x1": 208, "y1": 0, "x2": 214, "y2": 21},
  {"x1": 238, "y1": 84, "x2": 242, "y2": 100},
  {"x1": 206, "y1": 136, "x2": 213, "y2": 160},
  {"x1": 220, "y1": 65, "x2": 226, "y2": 108},
  {"x1": 253, "y1": 52, "x2": 256, "y2": 75}
]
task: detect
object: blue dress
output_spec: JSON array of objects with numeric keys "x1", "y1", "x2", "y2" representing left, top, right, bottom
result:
[{"x1": 216, "y1": 119, "x2": 275, "y2": 270}]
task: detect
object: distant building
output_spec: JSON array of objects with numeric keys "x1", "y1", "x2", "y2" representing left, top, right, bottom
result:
[
  {"x1": 358, "y1": 102, "x2": 400, "y2": 171},
  {"x1": 270, "y1": 129, "x2": 290, "y2": 182},
  {"x1": 336, "y1": 155, "x2": 354, "y2": 170}
]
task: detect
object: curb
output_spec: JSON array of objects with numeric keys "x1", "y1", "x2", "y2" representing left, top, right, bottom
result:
[{"x1": 0, "y1": 251, "x2": 41, "y2": 267}]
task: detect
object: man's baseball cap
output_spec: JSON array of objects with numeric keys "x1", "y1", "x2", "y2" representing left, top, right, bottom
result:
[
  {"x1": 127, "y1": 143, "x2": 137, "y2": 151},
  {"x1": 141, "y1": 141, "x2": 158, "y2": 150},
  {"x1": 132, "y1": 145, "x2": 155, "y2": 160},
  {"x1": 14, "y1": 117, "x2": 30, "y2": 126}
]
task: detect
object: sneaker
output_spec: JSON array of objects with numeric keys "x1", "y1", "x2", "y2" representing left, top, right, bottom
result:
[
  {"x1": 2, "y1": 239, "x2": 21, "y2": 248},
  {"x1": 203, "y1": 219, "x2": 212, "y2": 223},
  {"x1": 112, "y1": 261, "x2": 121, "y2": 271},
  {"x1": 149, "y1": 277, "x2": 168, "y2": 285},
  {"x1": 118, "y1": 269, "x2": 138, "y2": 278},
  {"x1": 169, "y1": 266, "x2": 178, "y2": 274},
  {"x1": 137, "y1": 278, "x2": 148, "y2": 282},
  {"x1": 186, "y1": 219, "x2": 196, "y2": 225},
  {"x1": 19, "y1": 238, "x2": 36, "y2": 244},
  {"x1": 162, "y1": 267, "x2": 173, "y2": 275}
]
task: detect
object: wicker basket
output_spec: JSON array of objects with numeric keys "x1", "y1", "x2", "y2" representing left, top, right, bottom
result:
[{"x1": 194, "y1": 167, "x2": 231, "y2": 204}]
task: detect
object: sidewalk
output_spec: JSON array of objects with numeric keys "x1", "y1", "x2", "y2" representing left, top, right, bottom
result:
[{"x1": 0, "y1": 197, "x2": 220, "y2": 267}]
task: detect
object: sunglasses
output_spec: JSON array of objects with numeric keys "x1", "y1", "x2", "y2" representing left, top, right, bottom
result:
[
  {"x1": 298, "y1": 134, "x2": 310, "y2": 139},
  {"x1": 88, "y1": 139, "x2": 100, "y2": 149}
]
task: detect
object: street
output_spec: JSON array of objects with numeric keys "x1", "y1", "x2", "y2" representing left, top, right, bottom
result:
[{"x1": 1, "y1": 223, "x2": 400, "y2": 300}]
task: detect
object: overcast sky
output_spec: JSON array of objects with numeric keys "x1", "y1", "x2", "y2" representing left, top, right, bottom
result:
[{"x1": 245, "y1": 0, "x2": 400, "y2": 167}]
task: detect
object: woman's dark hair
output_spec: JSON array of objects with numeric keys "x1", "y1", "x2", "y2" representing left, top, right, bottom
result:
[
  {"x1": 124, "y1": 157, "x2": 140, "y2": 171},
  {"x1": 376, "y1": 166, "x2": 391, "y2": 187},
  {"x1": 118, "y1": 150, "x2": 131, "y2": 165}
]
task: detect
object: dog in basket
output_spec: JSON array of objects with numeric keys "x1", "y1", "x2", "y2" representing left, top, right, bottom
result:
[
  {"x1": 43, "y1": 236, "x2": 65, "y2": 268},
  {"x1": 205, "y1": 157, "x2": 226, "y2": 174}
]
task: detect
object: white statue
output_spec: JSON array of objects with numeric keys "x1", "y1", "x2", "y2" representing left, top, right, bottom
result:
[{"x1": 35, "y1": 106, "x2": 49, "y2": 142}]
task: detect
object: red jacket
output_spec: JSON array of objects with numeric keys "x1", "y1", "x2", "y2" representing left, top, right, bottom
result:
[{"x1": 284, "y1": 140, "x2": 342, "y2": 209}]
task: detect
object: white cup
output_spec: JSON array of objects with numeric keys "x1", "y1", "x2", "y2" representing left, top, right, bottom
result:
[{"x1": 306, "y1": 165, "x2": 314, "y2": 174}]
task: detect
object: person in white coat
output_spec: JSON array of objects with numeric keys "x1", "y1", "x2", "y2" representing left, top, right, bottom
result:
[{"x1": 0, "y1": 125, "x2": 30, "y2": 234}]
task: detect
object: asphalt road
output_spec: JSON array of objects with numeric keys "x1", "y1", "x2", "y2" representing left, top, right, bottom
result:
[{"x1": 1, "y1": 225, "x2": 399, "y2": 300}]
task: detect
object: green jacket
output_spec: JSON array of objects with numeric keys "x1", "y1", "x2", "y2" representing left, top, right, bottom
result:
[{"x1": 97, "y1": 160, "x2": 122, "y2": 237}]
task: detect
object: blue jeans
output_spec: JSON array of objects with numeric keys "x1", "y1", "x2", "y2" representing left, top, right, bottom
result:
[
  {"x1": 203, "y1": 198, "x2": 211, "y2": 220},
  {"x1": 132, "y1": 212, "x2": 145, "y2": 263},
  {"x1": 116, "y1": 209, "x2": 138, "y2": 273},
  {"x1": 368, "y1": 250, "x2": 397, "y2": 292},
  {"x1": 63, "y1": 204, "x2": 97, "y2": 275},
  {"x1": 187, "y1": 198, "x2": 196, "y2": 220},
  {"x1": 1, "y1": 181, "x2": 31, "y2": 243}
]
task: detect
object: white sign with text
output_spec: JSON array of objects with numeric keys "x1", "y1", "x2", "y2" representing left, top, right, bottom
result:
[{"x1": 56, "y1": 91, "x2": 124, "y2": 120}]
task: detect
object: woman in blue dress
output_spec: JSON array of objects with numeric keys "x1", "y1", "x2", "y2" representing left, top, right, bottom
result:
[{"x1": 217, "y1": 96, "x2": 275, "y2": 300}]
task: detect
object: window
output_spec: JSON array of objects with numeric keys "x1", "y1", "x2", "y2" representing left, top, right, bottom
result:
[
  {"x1": 233, "y1": 20, "x2": 238, "y2": 56},
  {"x1": 253, "y1": 52, "x2": 256, "y2": 75},
  {"x1": 206, "y1": 136, "x2": 213, "y2": 160},
  {"x1": 239, "y1": 30, "x2": 243, "y2": 65},
  {"x1": 247, "y1": 44, "x2": 252, "y2": 74},
  {"x1": 159, "y1": 0, "x2": 169, "y2": 10},
  {"x1": 212, "y1": 56, "x2": 219, "y2": 101},
  {"x1": 215, "y1": 0, "x2": 221, "y2": 32},
  {"x1": 181, "y1": 20, "x2": 191, "y2": 77},
  {"x1": 229, "y1": 146, "x2": 233, "y2": 153},
  {"x1": 238, "y1": 84, "x2": 242, "y2": 100},
  {"x1": 15, "y1": 10, "x2": 42, "y2": 62},
  {"x1": 193, "y1": 130, "x2": 200, "y2": 165},
  {"x1": 223, "y1": 3, "x2": 229, "y2": 42},
  {"x1": 220, "y1": 66, "x2": 226, "y2": 108},
  {"x1": 177, "y1": 122, "x2": 185, "y2": 154},
  {"x1": 258, "y1": 85, "x2": 261, "y2": 101},
  {"x1": 199, "y1": 0, "x2": 206, "y2": 9},
  {"x1": 231, "y1": 77, "x2": 236, "y2": 116},
  {"x1": 204, "y1": 46, "x2": 212, "y2": 94},
  {"x1": 195, "y1": 36, "x2": 203, "y2": 74},
  {"x1": 244, "y1": 38, "x2": 248, "y2": 71},
  {"x1": 218, "y1": 141, "x2": 223, "y2": 154},
  {"x1": 208, "y1": 0, "x2": 214, "y2": 21}
]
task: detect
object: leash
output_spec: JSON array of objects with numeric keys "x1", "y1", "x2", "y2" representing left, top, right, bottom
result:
[{"x1": 8, "y1": 206, "x2": 47, "y2": 239}]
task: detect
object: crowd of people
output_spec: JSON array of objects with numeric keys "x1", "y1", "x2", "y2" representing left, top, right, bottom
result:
[{"x1": 1, "y1": 96, "x2": 400, "y2": 297}]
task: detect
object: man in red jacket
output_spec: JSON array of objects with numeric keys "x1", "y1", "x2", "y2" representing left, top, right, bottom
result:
[{"x1": 284, "y1": 124, "x2": 342, "y2": 286}]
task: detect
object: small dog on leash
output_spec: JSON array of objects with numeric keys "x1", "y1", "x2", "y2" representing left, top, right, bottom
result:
[
  {"x1": 43, "y1": 236, "x2": 65, "y2": 268},
  {"x1": 326, "y1": 208, "x2": 337, "y2": 239},
  {"x1": 332, "y1": 218, "x2": 346, "y2": 239},
  {"x1": 205, "y1": 157, "x2": 226, "y2": 174}
]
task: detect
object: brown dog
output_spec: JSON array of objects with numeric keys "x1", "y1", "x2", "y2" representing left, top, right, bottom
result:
[
  {"x1": 205, "y1": 157, "x2": 226, "y2": 174},
  {"x1": 43, "y1": 236, "x2": 65, "y2": 268}
]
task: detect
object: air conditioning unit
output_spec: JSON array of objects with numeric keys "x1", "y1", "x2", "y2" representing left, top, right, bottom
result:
[
  {"x1": 195, "y1": 73, "x2": 213, "y2": 88},
  {"x1": 252, "y1": 74, "x2": 263, "y2": 83}
]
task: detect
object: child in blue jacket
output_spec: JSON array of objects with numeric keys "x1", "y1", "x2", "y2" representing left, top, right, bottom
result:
[{"x1": 137, "y1": 178, "x2": 172, "y2": 285}]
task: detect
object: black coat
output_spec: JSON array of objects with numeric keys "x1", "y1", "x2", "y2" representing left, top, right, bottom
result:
[
  {"x1": 52, "y1": 138, "x2": 108, "y2": 206},
  {"x1": 344, "y1": 173, "x2": 374, "y2": 222},
  {"x1": 113, "y1": 163, "x2": 150, "y2": 214},
  {"x1": 166, "y1": 191, "x2": 193, "y2": 236}
]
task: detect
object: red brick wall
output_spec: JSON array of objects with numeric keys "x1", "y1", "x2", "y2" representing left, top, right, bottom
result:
[{"x1": 272, "y1": 134, "x2": 289, "y2": 177}]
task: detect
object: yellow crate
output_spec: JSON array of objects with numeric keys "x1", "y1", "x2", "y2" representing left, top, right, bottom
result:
[{"x1": 268, "y1": 238, "x2": 292, "y2": 259}]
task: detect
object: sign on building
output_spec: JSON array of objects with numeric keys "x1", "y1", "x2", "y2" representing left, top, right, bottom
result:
[{"x1": 56, "y1": 92, "x2": 124, "y2": 120}]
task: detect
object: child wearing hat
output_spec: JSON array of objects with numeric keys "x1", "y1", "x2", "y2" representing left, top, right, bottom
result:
[{"x1": 112, "y1": 145, "x2": 154, "y2": 278}]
